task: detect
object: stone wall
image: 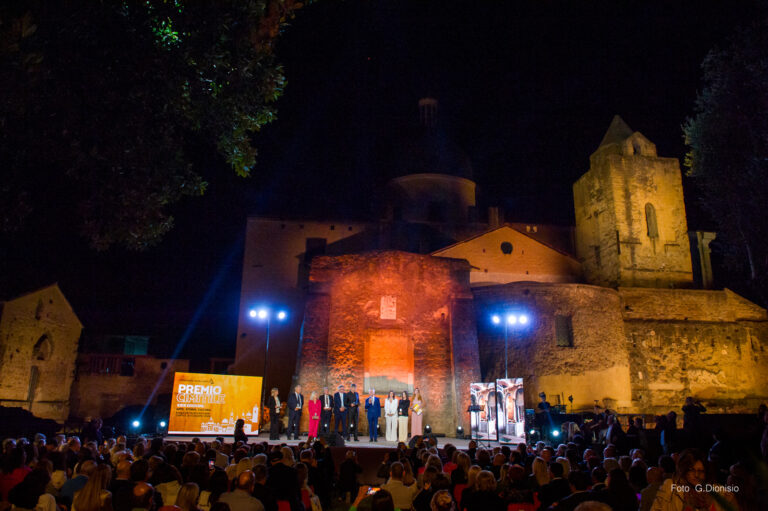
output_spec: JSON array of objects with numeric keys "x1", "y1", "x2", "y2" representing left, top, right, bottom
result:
[
  {"x1": 296, "y1": 251, "x2": 480, "y2": 435},
  {"x1": 0, "y1": 285, "x2": 82, "y2": 422},
  {"x1": 69, "y1": 355, "x2": 189, "y2": 420},
  {"x1": 474, "y1": 283, "x2": 633, "y2": 412},
  {"x1": 620, "y1": 288, "x2": 768, "y2": 413}
]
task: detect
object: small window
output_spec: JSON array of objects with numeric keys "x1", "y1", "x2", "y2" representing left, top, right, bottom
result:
[
  {"x1": 33, "y1": 335, "x2": 52, "y2": 361},
  {"x1": 500, "y1": 242, "x2": 513, "y2": 254},
  {"x1": 645, "y1": 203, "x2": 659, "y2": 238},
  {"x1": 555, "y1": 316, "x2": 574, "y2": 347}
]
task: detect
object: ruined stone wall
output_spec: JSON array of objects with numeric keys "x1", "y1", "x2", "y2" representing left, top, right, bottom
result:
[
  {"x1": 574, "y1": 141, "x2": 693, "y2": 289},
  {"x1": 296, "y1": 251, "x2": 480, "y2": 435},
  {"x1": 69, "y1": 355, "x2": 189, "y2": 420},
  {"x1": 620, "y1": 288, "x2": 768, "y2": 413},
  {"x1": 473, "y1": 283, "x2": 633, "y2": 413},
  {"x1": 0, "y1": 285, "x2": 81, "y2": 422}
]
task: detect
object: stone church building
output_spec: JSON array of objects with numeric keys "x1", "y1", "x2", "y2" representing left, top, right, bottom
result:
[{"x1": 234, "y1": 101, "x2": 768, "y2": 435}]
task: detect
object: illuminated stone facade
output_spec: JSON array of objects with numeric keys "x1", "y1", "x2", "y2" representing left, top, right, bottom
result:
[
  {"x1": 296, "y1": 251, "x2": 480, "y2": 434},
  {"x1": 0, "y1": 284, "x2": 82, "y2": 422},
  {"x1": 236, "y1": 111, "x2": 768, "y2": 432}
]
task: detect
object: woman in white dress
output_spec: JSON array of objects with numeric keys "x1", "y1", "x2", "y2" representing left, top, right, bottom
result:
[{"x1": 384, "y1": 390, "x2": 398, "y2": 442}]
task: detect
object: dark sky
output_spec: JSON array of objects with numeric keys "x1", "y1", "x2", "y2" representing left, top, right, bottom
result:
[{"x1": 2, "y1": 0, "x2": 763, "y2": 364}]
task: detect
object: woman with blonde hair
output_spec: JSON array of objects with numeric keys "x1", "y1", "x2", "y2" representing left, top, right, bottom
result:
[
  {"x1": 176, "y1": 482, "x2": 200, "y2": 511},
  {"x1": 430, "y1": 489, "x2": 455, "y2": 511},
  {"x1": 72, "y1": 464, "x2": 112, "y2": 511},
  {"x1": 307, "y1": 391, "x2": 321, "y2": 442},
  {"x1": 530, "y1": 457, "x2": 550, "y2": 488},
  {"x1": 459, "y1": 465, "x2": 481, "y2": 510},
  {"x1": 556, "y1": 456, "x2": 571, "y2": 478}
]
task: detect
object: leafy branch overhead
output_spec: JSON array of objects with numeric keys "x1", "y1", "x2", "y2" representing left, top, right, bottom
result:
[
  {"x1": 0, "y1": 0, "x2": 306, "y2": 250},
  {"x1": 684, "y1": 19, "x2": 768, "y2": 303}
]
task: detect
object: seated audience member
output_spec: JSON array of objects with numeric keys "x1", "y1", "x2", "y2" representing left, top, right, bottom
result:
[
  {"x1": 339, "y1": 450, "x2": 363, "y2": 501},
  {"x1": 549, "y1": 470, "x2": 593, "y2": 511},
  {"x1": 0, "y1": 446, "x2": 32, "y2": 500},
  {"x1": 430, "y1": 489, "x2": 455, "y2": 511},
  {"x1": 245, "y1": 463, "x2": 272, "y2": 511},
  {"x1": 639, "y1": 467, "x2": 662, "y2": 511},
  {"x1": 132, "y1": 482, "x2": 156, "y2": 511},
  {"x1": 382, "y1": 461, "x2": 419, "y2": 511},
  {"x1": 72, "y1": 464, "x2": 112, "y2": 511},
  {"x1": 459, "y1": 465, "x2": 481, "y2": 510},
  {"x1": 538, "y1": 461, "x2": 571, "y2": 509},
  {"x1": 61, "y1": 460, "x2": 98, "y2": 504},
  {"x1": 590, "y1": 467, "x2": 607, "y2": 492},
  {"x1": 413, "y1": 466, "x2": 438, "y2": 511},
  {"x1": 651, "y1": 449, "x2": 737, "y2": 511},
  {"x1": 8, "y1": 468, "x2": 56, "y2": 511},
  {"x1": 464, "y1": 470, "x2": 503, "y2": 511},
  {"x1": 219, "y1": 470, "x2": 264, "y2": 511},
  {"x1": 152, "y1": 462, "x2": 183, "y2": 506},
  {"x1": 597, "y1": 468, "x2": 638, "y2": 511},
  {"x1": 176, "y1": 482, "x2": 201, "y2": 511}
]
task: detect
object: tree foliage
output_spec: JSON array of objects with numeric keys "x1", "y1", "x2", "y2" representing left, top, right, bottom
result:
[
  {"x1": 0, "y1": 0, "x2": 305, "y2": 250},
  {"x1": 683, "y1": 19, "x2": 768, "y2": 302}
]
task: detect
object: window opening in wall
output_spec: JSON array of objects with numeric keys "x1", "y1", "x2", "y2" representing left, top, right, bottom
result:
[
  {"x1": 500, "y1": 241, "x2": 513, "y2": 254},
  {"x1": 555, "y1": 315, "x2": 574, "y2": 347},
  {"x1": 33, "y1": 335, "x2": 52, "y2": 361},
  {"x1": 645, "y1": 203, "x2": 659, "y2": 238}
]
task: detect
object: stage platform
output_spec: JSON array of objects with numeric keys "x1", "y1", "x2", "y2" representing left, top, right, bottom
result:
[{"x1": 164, "y1": 432, "x2": 522, "y2": 450}]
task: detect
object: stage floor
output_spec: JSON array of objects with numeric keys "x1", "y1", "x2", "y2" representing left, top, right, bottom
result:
[{"x1": 164, "y1": 432, "x2": 524, "y2": 449}]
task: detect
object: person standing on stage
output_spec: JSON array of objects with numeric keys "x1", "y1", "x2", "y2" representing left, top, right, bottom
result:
[
  {"x1": 365, "y1": 388, "x2": 381, "y2": 442},
  {"x1": 385, "y1": 391, "x2": 398, "y2": 442},
  {"x1": 347, "y1": 383, "x2": 360, "y2": 442},
  {"x1": 320, "y1": 387, "x2": 333, "y2": 435},
  {"x1": 267, "y1": 387, "x2": 281, "y2": 440},
  {"x1": 397, "y1": 391, "x2": 410, "y2": 442},
  {"x1": 234, "y1": 418, "x2": 248, "y2": 444},
  {"x1": 333, "y1": 384, "x2": 349, "y2": 439},
  {"x1": 286, "y1": 384, "x2": 304, "y2": 440},
  {"x1": 410, "y1": 388, "x2": 424, "y2": 438},
  {"x1": 307, "y1": 391, "x2": 321, "y2": 442}
]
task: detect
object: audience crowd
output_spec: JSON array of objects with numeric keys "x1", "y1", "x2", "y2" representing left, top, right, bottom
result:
[{"x1": 0, "y1": 402, "x2": 766, "y2": 511}]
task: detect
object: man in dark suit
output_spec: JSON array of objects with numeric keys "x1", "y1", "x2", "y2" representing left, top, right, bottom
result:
[
  {"x1": 267, "y1": 387, "x2": 281, "y2": 440},
  {"x1": 365, "y1": 388, "x2": 381, "y2": 442},
  {"x1": 333, "y1": 384, "x2": 348, "y2": 439},
  {"x1": 347, "y1": 383, "x2": 360, "y2": 441},
  {"x1": 320, "y1": 387, "x2": 333, "y2": 435},
  {"x1": 549, "y1": 471, "x2": 593, "y2": 511},
  {"x1": 286, "y1": 384, "x2": 303, "y2": 440},
  {"x1": 251, "y1": 463, "x2": 278, "y2": 511},
  {"x1": 267, "y1": 451, "x2": 302, "y2": 511}
]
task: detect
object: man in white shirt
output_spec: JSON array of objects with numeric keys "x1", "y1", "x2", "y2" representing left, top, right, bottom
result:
[
  {"x1": 219, "y1": 471, "x2": 265, "y2": 511},
  {"x1": 381, "y1": 461, "x2": 418, "y2": 511}
]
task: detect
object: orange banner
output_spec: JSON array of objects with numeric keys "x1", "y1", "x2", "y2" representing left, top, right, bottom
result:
[{"x1": 168, "y1": 372, "x2": 263, "y2": 435}]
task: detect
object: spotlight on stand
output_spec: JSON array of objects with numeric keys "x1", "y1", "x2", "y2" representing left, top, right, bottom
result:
[
  {"x1": 277, "y1": 311, "x2": 287, "y2": 320},
  {"x1": 257, "y1": 308, "x2": 268, "y2": 319},
  {"x1": 529, "y1": 429, "x2": 536, "y2": 435},
  {"x1": 552, "y1": 429, "x2": 560, "y2": 438},
  {"x1": 491, "y1": 315, "x2": 501, "y2": 325},
  {"x1": 424, "y1": 424, "x2": 432, "y2": 434},
  {"x1": 131, "y1": 420, "x2": 141, "y2": 429},
  {"x1": 456, "y1": 426, "x2": 464, "y2": 438},
  {"x1": 248, "y1": 309, "x2": 258, "y2": 318}
]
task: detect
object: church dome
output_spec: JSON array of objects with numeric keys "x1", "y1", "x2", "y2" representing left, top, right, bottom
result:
[{"x1": 393, "y1": 98, "x2": 474, "y2": 180}]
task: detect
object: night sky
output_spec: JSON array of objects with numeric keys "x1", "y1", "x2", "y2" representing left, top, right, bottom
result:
[{"x1": 2, "y1": 0, "x2": 763, "y2": 365}]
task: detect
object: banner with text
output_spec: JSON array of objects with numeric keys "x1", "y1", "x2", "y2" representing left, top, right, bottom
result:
[{"x1": 168, "y1": 372, "x2": 262, "y2": 435}]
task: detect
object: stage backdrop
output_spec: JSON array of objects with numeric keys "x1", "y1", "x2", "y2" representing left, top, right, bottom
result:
[
  {"x1": 168, "y1": 372, "x2": 262, "y2": 435},
  {"x1": 470, "y1": 382, "x2": 497, "y2": 441},
  {"x1": 496, "y1": 378, "x2": 525, "y2": 444}
]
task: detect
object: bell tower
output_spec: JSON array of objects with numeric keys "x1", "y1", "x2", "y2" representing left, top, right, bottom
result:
[{"x1": 573, "y1": 115, "x2": 693, "y2": 288}]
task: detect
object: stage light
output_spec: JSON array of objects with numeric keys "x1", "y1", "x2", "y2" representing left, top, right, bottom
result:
[
  {"x1": 425, "y1": 424, "x2": 432, "y2": 434},
  {"x1": 257, "y1": 309, "x2": 268, "y2": 319},
  {"x1": 131, "y1": 420, "x2": 141, "y2": 429},
  {"x1": 518, "y1": 314, "x2": 529, "y2": 325},
  {"x1": 248, "y1": 309, "x2": 257, "y2": 318},
  {"x1": 552, "y1": 429, "x2": 560, "y2": 437},
  {"x1": 456, "y1": 426, "x2": 464, "y2": 437},
  {"x1": 491, "y1": 314, "x2": 501, "y2": 325},
  {"x1": 507, "y1": 314, "x2": 517, "y2": 325},
  {"x1": 529, "y1": 429, "x2": 536, "y2": 435},
  {"x1": 277, "y1": 311, "x2": 287, "y2": 320},
  {"x1": 159, "y1": 421, "x2": 167, "y2": 428}
]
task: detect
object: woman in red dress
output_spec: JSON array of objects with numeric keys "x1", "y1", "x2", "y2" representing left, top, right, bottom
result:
[{"x1": 307, "y1": 391, "x2": 321, "y2": 442}]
